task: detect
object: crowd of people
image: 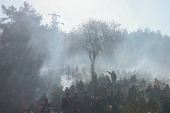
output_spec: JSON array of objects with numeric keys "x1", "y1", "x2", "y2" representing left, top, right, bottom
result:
[{"x1": 0, "y1": 66, "x2": 170, "y2": 113}]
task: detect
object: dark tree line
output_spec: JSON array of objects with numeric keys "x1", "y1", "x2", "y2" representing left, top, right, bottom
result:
[{"x1": 0, "y1": 2, "x2": 50, "y2": 77}]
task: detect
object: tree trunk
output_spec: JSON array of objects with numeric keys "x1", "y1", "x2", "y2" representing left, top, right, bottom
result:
[
  {"x1": 91, "y1": 61, "x2": 94, "y2": 97},
  {"x1": 89, "y1": 52, "x2": 96, "y2": 96},
  {"x1": 91, "y1": 56, "x2": 96, "y2": 96}
]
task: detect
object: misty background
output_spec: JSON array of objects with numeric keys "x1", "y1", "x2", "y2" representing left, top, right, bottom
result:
[{"x1": 0, "y1": 1, "x2": 170, "y2": 90}]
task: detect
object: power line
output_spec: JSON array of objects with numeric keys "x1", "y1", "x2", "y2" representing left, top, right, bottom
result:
[
  {"x1": 47, "y1": 12, "x2": 64, "y2": 29},
  {"x1": 61, "y1": 16, "x2": 79, "y2": 24},
  {"x1": 45, "y1": 12, "x2": 83, "y2": 31}
]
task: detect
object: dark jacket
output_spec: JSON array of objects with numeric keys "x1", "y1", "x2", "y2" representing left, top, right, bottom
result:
[
  {"x1": 61, "y1": 97, "x2": 72, "y2": 110},
  {"x1": 163, "y1": 100, "x2": 170, "y2": 113},
  {"x1": 41, "y1": 102, "x2": 52, "y2": 113}
]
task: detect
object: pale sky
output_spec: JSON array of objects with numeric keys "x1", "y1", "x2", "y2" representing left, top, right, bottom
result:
[{"x1": 0, "y1": 0, "x2": 170, "y2": 35}]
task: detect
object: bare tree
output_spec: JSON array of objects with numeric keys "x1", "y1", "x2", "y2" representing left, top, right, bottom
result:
[{"x1": 65, "y1": 19, "x2": 125, "y2": 91}]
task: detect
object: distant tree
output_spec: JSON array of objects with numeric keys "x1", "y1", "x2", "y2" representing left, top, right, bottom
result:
[
  {"x1": 0, "y1": 2, "x2": 49, "y2": 76},
  {"x1": 65, "y1": 19, "x2": 125, "y2": 84},
  {"x1": 116, "y1": 28, "x2": 170, "y2": 74}
]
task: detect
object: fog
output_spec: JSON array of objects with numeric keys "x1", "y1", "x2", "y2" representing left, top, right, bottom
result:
[
  {"x1": 1, "y1": 2, "x2": 170, "y2": 113},
  {"x1": 0, "y1": 1, "x2": 170, "y2": 95},
  {"x1": 37, "y1": 27, "x2": 170, "y2": 90}
]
